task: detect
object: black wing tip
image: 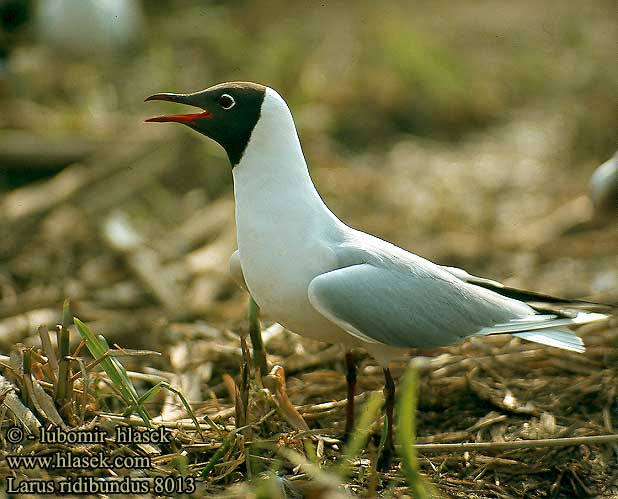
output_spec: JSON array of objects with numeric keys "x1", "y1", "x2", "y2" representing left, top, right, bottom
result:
[{"x1": 475, "y1": 282, "x2": 614, "y2": 309}]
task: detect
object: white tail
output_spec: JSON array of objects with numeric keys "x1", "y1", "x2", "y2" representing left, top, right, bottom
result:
[
  {"x1": 513, "y1": 329, "x2": 585, "y2": 352},
  {"x1": 477, "y1": 310, "x2": 609, "y2": 353}
]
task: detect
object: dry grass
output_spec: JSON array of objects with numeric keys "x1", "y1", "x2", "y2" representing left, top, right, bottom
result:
[
  {"x1": 0, "y1": 116, "x2": 616, "y2": 497},
  {"x1": 0, "y1": 1, "x2": 616, "y2": 497},
  {"x1": 0, "y1": 302, "x2": 616, "y2": 498}
]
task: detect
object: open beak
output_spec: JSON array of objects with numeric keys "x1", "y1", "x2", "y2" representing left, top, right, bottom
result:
[{"x1": 144, "y1": 93, "x2": 213, "y2": 125}]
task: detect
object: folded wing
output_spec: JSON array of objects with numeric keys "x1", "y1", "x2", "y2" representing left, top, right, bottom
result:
[
  {"x1": 308, "y1": 263, "x2": 603, "y2": 352},
  {"x1": 441, "y1": 265, "x2": 610, "y2": 309}
]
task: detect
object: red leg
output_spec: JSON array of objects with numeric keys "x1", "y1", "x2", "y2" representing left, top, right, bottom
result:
[
  {"x1": 377, "y1": 367, "x2": 395, "y2": 471},
  {"x1": 344, "y1": 351, "x2": 357, "y2": 440}
]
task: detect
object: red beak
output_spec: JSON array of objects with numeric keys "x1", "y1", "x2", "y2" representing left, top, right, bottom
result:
[{"x1": 144, "y1": 93, "x2": 213, "y2": 125}]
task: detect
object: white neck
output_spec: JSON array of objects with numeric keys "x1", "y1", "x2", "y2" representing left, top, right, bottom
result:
[{"x1": 232, "y1": 88, "x2": 340, "y2": 242}]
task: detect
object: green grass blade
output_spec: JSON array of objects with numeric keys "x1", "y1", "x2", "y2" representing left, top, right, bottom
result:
[
  {"x1": 201, "y1": 430, "x2": 237, "y2": 478},
  {"x1": 338, "y1": 390, "x2": 383, "y2": 478},
  {"x1": 248, "y1": 296, "x2": 268, "y2": 379},
  {"x1": 62, "y1": 298, "x2": 72, "y2": 328},
  {"x1": 55, "y1": 324, "x2": 71, "y2": 405},
  {"x1": 398, "y1": 359, "x2": 440, "y2": 498},
  {"x1": 134, "y1": 381, "x2": 203, "y2": 438},
  {"x1": 73, "y1": 317, "x2": 151, "y2": 426}
]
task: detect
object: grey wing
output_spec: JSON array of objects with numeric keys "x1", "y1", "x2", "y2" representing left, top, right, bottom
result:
[{"x1": 307, "y1": 263, "x2": 531, "y2": 349}]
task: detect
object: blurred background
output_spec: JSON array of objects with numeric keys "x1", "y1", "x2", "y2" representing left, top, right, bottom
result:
[
  {"x1": 1, "y1": 0, "x2": 615, "y2": 338},
  {"x1": 0, "y1": 1, "x2": 616, "y2": 496}
]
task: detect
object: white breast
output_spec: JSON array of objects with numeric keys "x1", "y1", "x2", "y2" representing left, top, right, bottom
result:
[{"x1": 231, "y1": 88, "x2": 355, "y2": 344}]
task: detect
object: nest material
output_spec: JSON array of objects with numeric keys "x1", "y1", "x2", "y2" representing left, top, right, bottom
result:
[{"x1": 0, "y1": 117, "x2": 616, "y2": 498}]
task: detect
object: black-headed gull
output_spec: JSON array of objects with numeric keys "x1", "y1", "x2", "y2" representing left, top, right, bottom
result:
[{"x1": 146, "y1": 82, "x2": 607, "y2": 469}]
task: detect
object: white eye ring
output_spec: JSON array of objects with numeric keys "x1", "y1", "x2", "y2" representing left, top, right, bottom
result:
[{"x1": 219, "y1": 94, "x2": 236, "y2": 110}]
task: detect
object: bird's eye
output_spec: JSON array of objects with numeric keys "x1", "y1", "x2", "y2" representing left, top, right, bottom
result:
[{"x1": 218, "y1": 94, "x2": 235, "y2": 110}]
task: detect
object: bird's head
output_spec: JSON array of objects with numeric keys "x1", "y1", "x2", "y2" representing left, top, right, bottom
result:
[{"x1": 145, "y1": 81, "x2": 269, "y2": 166}]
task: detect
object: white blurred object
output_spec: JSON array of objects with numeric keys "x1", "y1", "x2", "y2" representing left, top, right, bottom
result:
[
  {"x1": 589, "y1": 151, "x2": 618, "y2": 221},
  {"x1": 35, "y1": 0, "x2": 143, "y2": 55}
]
